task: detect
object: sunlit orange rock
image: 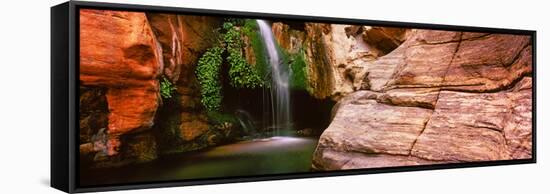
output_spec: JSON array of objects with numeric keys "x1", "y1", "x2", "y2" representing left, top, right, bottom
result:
[
  {"x1": 147, "y1": 13, "x2": 221, "y2": 143},
  {"x1": 79, "y1": 9, "x2": 163, "y2": 154}
]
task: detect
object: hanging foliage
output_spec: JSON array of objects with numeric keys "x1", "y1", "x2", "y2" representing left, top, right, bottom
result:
[
  {"x1": 196, "y1": 20, "x2": 267, "y2": 111},
  {"x1": 196, "y1": 47, "x2": 224, "y2": 111}
]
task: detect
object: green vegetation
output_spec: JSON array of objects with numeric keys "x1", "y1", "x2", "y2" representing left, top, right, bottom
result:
[
  {"x1": 242, "y1": 20, "x2": 270, "y2": 84},
  {"x1": 224, "y1": 22, "x2": 263, "y2": 89},
  {"x1": 196, "y1": 19, "x2": 267, "y2": 111},
  {"x1": 160, "y1": 77, "x2": 176, "y2": 99},
  {"x1": 196, "y1": 19, "x2": 311, "y2": 112},
  {"x1": 242, "y1": 19, "x2": 309, "y2": 90},
  {"x1": 289, "y1": 50, "x2": 308, "y2": 90},
  {"x1": 281, "y1": 48, "x2": 309, "y2": 90},
  {"x1": 196, "y1": 47, "x2": 224, "y2": 111},
  {"x1": 206, "y1": 111, "x2": 238, "y2": 125}
]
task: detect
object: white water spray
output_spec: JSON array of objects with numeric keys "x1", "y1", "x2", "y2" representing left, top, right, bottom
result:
[{"x1": 256, "y1": 20, "x2": 291, "y2": 135}]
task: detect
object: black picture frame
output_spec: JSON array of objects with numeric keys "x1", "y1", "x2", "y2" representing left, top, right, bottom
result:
[{"x1": 51, "y1": 1, "x2": 537, "y2": 193}]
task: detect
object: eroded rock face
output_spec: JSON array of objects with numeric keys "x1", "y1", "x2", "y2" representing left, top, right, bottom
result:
[
  {"x1": 273, "y1": 22, "x2": 306, "y2": 54},
  {"x1": 320, "y1": 91, "x2": 433, "y2": 156},
  {"x1": 362, "y1": 26, "x2": 408, "y2": 55},
  {"x1": 79, "y1": 87, "x2": 108, "y2": 144},
  {"x1": 313, "y1": 29, "x2": 533, "y2": 170},
  {"x1": 303, "y1": 23, "x2": 336, "y2": 99},
  {"x1": 147, "y1": 14, "x2": 221, "y2": 84},
  {"x1": 303, "y1": 24, "x2": 410, "y2": 100},
  {"x1": 80, "y1": 9, "x2": 163, "y2": 163},
  {"x1": 80, "y1": 10, "x2": 227, "y2": 166},
  {"x1": 147, "y1": 13, "x2": 221, "y2": 149}
]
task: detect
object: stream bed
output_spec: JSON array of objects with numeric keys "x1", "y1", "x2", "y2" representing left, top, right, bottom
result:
[{"x1": 80, "y1": 136, "x2": 318, "y2": 186}]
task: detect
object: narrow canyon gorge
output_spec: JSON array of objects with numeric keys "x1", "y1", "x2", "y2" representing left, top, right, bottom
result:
[{"x1": 77, "y1": 9, "x2": 532, "y2": 182}]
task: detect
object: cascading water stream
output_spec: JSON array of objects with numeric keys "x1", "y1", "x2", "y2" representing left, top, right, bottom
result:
[
  {"x1": 256, "y1": 20, "x2": 291, "y2": 136},
  {"x1": 235, "y1": 109, "x2": 258, "y2": 136}
]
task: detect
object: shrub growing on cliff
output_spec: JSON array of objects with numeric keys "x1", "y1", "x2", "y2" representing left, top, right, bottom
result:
[
  {"x1": 196, "y1": 47, "x2": 224, "y2": 111},
  {"x1": 224, "y1": 22, "x2": 263, "y2": 89},
  {"x1": 242, "y1": 20, "x2": 270, "y2": 85},
  {"x1": 289, "y1": 49, "x2": 308, "y2": 90},
  {"x1": 280, "y1": 48, "x2": 309, "y2": 90},
  {"x1": 160, "y1": 77, "x2": 176, "y2": 99},
  {"x1": 207, "y1": 111, "x2": 238, "y2": 126},
  {"x1": 196, "y1": 20, "x2": 268, "y2": 111}
]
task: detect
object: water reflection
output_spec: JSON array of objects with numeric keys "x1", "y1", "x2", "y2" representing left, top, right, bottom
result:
[{"x1": 80, "y1": 137, "x2": 318, "y2": 186}]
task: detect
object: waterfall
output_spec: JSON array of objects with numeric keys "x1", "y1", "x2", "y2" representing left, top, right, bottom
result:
[
  {"x1": 256, "y1": 20, "x2": 291, "y2": 136},
  {"x1": 235, "y1": 109, "x2": 258, "y2": 137}
]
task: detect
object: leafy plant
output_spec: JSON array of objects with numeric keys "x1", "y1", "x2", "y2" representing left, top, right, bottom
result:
[
  {"x1": 196, "y1": 47, "x2": 224, "y2": 111},
  {"x1": 288, "y1": 49, "x2": 308, "y2": 90},
  {"x1": 280, "y1": 48, "x2": 309, "y2": 90},
  {"x1": 206, "y1": 111, "x2": 238, "y2": 125},
  {"x1": 224, "y1": 23, "x2": 263, "y2": 89},
  {"x1": 196, "y1": 20, "x2": 269, "y2": 111},
  {"x1": 242, "y1": 20, "x2": 270, "y2": 85},
  {"x1": 160, "y1": 77, "x2": 176, "y2": 99}
]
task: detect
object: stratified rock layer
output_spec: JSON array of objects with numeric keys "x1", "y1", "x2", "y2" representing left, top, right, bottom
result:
[
  {"x1": 80, "y1": 9, "x2": 163, "y2": 161},
  {"x1": 147, "y1": 13, "x2": 221, "y2": 150},
  {"x1": 79, "y1": 10, "x2": 223, "y2": 166},
  {"x1": 303, "y1": 24, "x2": 411, "y2": 100},
  {"x1": 313, "y1": 28, "x2": 533, "y2": 170}
]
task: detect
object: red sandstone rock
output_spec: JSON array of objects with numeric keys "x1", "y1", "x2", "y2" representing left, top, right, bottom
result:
[
  {"x1": 80, "y1": 10, "x2": 163, "y2": 88},
  {"x1": 147, "y1": 13, "x2": 221, "y2": 142},
  {"x1": 79, "y1": 9, "x2": 163, "y2": 156},
  {"x1": 105, "y1": 88, "x2": 159, "y2": 136},
  {"x1": 146, "y1": 14, "x2": 220, "y2": 84},
  {"x1": 313, "y1": 28, "x2": 533, "y2": 170}
]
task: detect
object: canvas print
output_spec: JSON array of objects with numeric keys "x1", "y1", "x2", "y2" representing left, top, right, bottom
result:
[{"x1": 78, "y1": 8, "x2": 533, "y2": 186}]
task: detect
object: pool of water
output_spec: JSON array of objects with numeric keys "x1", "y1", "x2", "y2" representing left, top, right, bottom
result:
[{"x1": 80, "y1": 136, "x2": 318, "y2": 186}]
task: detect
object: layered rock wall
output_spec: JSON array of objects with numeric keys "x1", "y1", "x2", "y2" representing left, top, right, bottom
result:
[
  {"x1": 79, "y1": 10, "x2": 222, "y2": 166},
  {"x1": 302, "y1": 24, "x2": 410, "y2": 100},
  {"x1": 312, "y1": 28, "x2": 533, "y2": 170},
  {"x1": 78, "y1": 11, "x2": 533, "y2": 169},
  {"x1": 147, "y1": 14, "x2": 222, "y2": 153},
  {"x1": 79, "y1": 10, "x2": 163, "y2": 164}
]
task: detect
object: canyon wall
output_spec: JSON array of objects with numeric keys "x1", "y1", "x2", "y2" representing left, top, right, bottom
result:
[
  {"x1": 146, "y1": 13, "x2": 227, "y2": 154},
  {"x1": 309, "y1": 26, "x2": 533, "y2": 169},
  {"x1": 79, "y1": 10, "x2": 223, "y2": 167},
  {"x1": 302, "y1": 24, "x2": 410, "y2": 100},
  {"x1": 78, "y1": 10, "x2": 533, "y2": 169},
  {"x1": 79, "y1": 10, "x2": 163, "y2": 166}
]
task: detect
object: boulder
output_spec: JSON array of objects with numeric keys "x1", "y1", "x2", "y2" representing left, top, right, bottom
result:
[
  {"x1": 313, "y1": 28, "x2": 533, "y2": 170},
  {"x1": 318, "y1": 91, "x2": 433, "y2": 156}
]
